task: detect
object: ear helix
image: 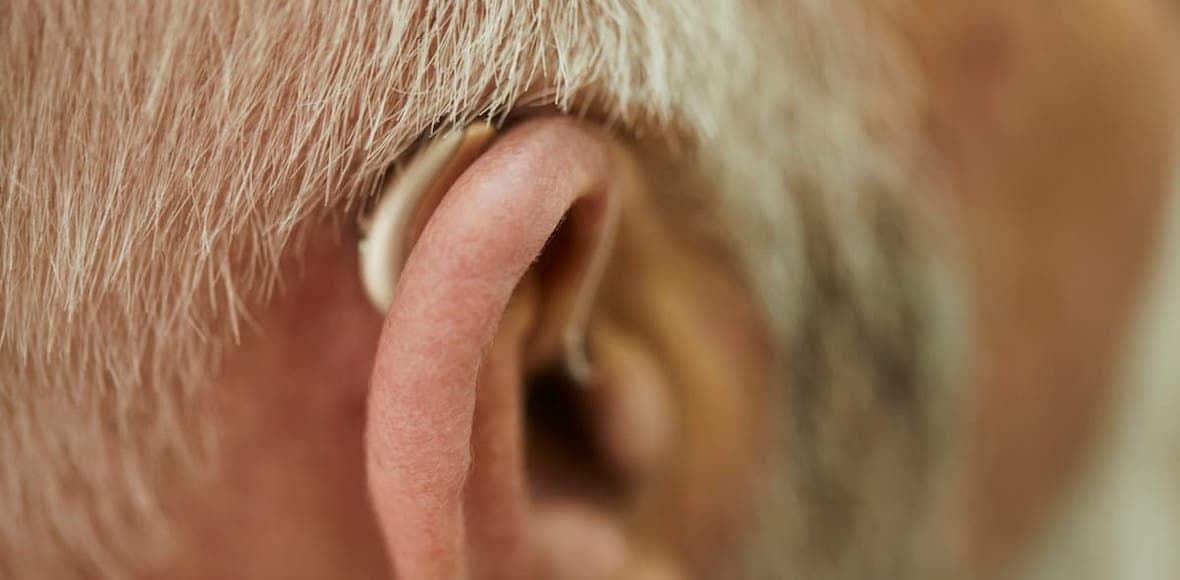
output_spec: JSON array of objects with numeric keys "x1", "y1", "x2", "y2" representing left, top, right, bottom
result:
[
  {"x1": 357, "y1": 122, "x2": 619, "y2": 384},
  {"x1": 357, "y1": 123, "x2": 496, "y2": 312}
]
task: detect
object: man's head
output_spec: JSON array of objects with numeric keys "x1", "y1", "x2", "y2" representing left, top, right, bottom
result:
[{"x1": 3, "y1": 1, "x2": 1179, "y2": 579}]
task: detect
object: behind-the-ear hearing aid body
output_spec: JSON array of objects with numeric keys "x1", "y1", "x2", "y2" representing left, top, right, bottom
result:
[
  {"x1": 358, "y1": 122, "x2": 618, "y2": 383},
  {"x1": 358, "y1": 123, "x2": 496, "y2": 312}
]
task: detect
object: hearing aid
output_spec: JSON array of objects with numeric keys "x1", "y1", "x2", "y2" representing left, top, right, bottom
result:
[
  {"x1": 358, "y1": 123, "x2": 496, "y2": 312},
  {"x1": 358, "y1": 122, "x2": 618, "y2": 384}
]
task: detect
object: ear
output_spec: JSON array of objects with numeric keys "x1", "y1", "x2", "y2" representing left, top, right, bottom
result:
[{"x1": 364, "y1": 117, "x2": 768, "y2": 579}]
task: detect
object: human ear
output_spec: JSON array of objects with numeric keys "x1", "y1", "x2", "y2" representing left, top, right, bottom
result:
[{"x1": 362, "y1": 117, "x2": 768, "y2": 579}]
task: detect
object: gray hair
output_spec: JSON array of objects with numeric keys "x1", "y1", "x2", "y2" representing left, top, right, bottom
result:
[{"x1": 0, "y1": 1, "x2": 959, "y2": 577}]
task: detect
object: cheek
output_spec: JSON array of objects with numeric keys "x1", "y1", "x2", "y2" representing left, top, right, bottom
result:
[{"x1": 905, "y1": 0, "x2": 1180, "y2": 570}]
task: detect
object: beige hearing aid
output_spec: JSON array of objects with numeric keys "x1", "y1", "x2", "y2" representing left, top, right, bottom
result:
[
  {"x1": 358, "y1": 123, "x2": 496, "y2": 312},
  {"x1": 358, "y1": 122, "x2": 617, "y2": 383}
]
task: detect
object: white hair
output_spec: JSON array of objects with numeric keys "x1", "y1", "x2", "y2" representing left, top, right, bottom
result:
[{"x1": 0, "y1": 1, "x2": 954, "y2": 577}]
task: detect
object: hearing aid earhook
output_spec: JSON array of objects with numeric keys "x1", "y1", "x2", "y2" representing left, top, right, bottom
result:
[{"x1": 357, "y1": 122, "x2": 615, "y2": 385}]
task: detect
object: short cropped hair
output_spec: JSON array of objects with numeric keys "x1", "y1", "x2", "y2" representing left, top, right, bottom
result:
[{"x1": 0, "y1": 1, "x2": 951, "y2": 576}]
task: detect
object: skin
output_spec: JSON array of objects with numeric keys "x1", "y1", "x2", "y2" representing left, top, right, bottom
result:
[
  {"x1": 7, "y1": 2, "x2": 1178, "y2": 577},
  {"x1": 152, "y1": 119, "x2": 768, "y2": 579},
  {"x1": 899, "y1": 0, "x2": 1180, "y2": 571},
  {"x1": 157, "y1": 2, "x2": 1180, "y2": 574}
]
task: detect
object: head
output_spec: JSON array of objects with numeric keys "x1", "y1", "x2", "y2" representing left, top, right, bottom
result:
[{"x1": 2, "y1": 1, "x2": 1179, "y2": 579}]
